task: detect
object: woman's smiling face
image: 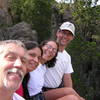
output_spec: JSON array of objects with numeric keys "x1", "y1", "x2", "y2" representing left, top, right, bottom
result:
[
  {"x1": 42, "y1": 41, "x2": 58, "y2": 62},
  {"x1": 27, "y1": 47, "x2": 42, "y2": 72}
]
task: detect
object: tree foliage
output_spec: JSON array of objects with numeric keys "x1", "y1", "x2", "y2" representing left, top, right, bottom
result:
[
  {"x1": 9, "y1": 0, "x2": 55, "y2": 42},
  {"x1": 73, "y1": 0, "x2": 100, "y2": 41}
]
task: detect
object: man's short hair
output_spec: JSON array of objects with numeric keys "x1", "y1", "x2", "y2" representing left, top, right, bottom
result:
[
  {"x1": 0, "y1": 40, "x2": 26, "y2": 54},
  {"x1": 0, "y1": 40, "x2": 25, "y2": 48}
]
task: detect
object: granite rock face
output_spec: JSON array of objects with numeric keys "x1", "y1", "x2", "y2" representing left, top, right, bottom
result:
[{"x1": 0, "y1": 21, "x2": 37, "y2": 41}]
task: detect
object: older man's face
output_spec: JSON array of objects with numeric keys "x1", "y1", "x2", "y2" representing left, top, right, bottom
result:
[{"x1": 0, "y1": 43, "x2": 28, "y2": 91}]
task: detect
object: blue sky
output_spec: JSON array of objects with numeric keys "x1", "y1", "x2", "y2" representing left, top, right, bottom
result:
[{"x1": 55, "y1": 0, "x2": 100, "y2": 5}]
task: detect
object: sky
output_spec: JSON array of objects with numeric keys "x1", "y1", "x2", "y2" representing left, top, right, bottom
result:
[{"x1": 55, "y1": 0, "x2": 100, "y2": 5}]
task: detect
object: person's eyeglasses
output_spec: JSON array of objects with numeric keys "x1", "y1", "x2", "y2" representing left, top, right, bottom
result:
[
  {"x1": 59, "y1": 29, "x2": 73, "y2": 36},
  {"x1": 45, "y1": 44, "x2": 57, "y2": 54}
]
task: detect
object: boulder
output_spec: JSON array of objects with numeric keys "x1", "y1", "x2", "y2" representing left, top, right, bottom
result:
[{"x1": 0, "y1": 21, "x2": 37, "y2": 41}]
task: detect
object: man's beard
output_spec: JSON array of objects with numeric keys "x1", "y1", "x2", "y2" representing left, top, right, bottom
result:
[{"x1": 3, "y1": 68, "x2": 24, "y2": 91}]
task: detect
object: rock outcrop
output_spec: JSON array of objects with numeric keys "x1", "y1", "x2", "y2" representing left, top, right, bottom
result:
[{"x1": 0, "y1": 21, "x2": 37, "y2": 41}]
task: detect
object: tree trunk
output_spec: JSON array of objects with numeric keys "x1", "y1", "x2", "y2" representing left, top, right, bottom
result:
[
  {"x1": 0, "y1": 0, "x2": 8, "y2": 11},
  {"x1": 0, "y1": 0, "x2": 12, "y2": 26}
]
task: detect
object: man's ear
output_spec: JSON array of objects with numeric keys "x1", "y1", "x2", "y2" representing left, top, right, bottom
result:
[
  {"x1": 71, "y1": 36, "x2": 74, "y2": 41},
  {"x1": 56, "y1": 30, "x2": 59, "y2": 37}
]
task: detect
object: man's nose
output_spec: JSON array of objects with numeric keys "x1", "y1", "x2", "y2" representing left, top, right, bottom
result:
[
  {"x1": 63, "y1": 34, "x2": 68, "y2": 37},
  {"x1": 13, "y1": 58, "x2": 23, "y2": 67}
]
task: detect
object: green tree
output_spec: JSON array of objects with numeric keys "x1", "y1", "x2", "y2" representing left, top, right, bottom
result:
[
  {"x1": 73, "y1": 0, "x2": 100, "y2": 41},
  {"x1": 9, "y1": 0, "x2": 55, "y2": 42}
]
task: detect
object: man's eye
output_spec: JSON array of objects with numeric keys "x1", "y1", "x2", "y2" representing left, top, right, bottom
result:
[{"x1": 7, "y1": 55, "x2": 16, "y2": 61}]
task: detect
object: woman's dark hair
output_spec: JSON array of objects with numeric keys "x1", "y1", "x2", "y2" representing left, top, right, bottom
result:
[
  {"x1": 24, "y1": 40, "x2": 43, "y2": 56},
  {"x1": 22, "y1": 41, "x2": 42, "y2": 99},
  {"x1": 40, "y1": 39, "x2": 58, "y2": 68}
]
